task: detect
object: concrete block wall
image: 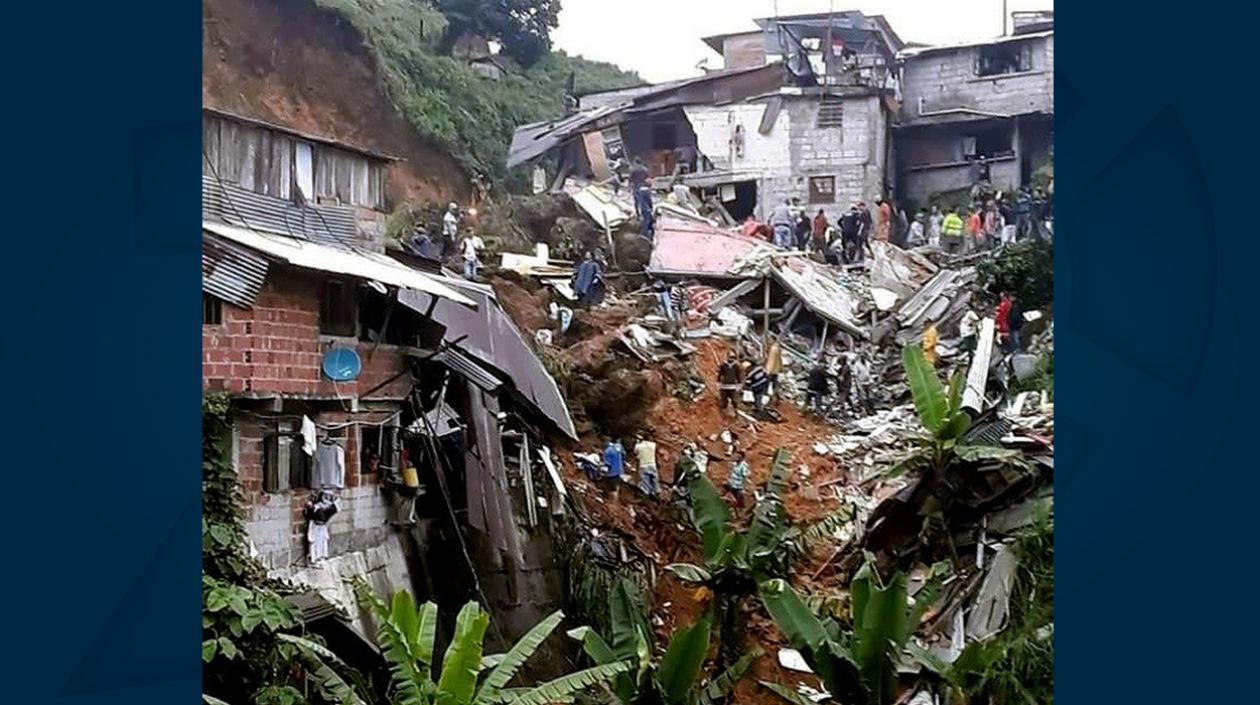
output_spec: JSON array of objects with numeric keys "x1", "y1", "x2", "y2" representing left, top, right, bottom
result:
[
  {"x1": 234, "y1": 408, "x2": 396, "y2": 572},
  {"x1": 685, "y1": 103, "x2": 791, "y2": 173},
  {"x1": 763, "y1": 94, "x2": 886, "y2": 212},
  {"x1": 202, "y1": 267, "x2": 410, "y2": 398},
  {"x1": 900, "y1": 35, "x2": 1053, "y2": 125},
  {"x1": 901, "y1": 156, "x2": 1020, "y2": 206}
]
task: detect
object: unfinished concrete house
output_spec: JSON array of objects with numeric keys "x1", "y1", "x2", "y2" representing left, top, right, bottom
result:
[
  {"x1": 894, "y1": 16, "x2": 1054, "y2": 206},
  {"x1": 508, "y1": 10, "x2": 903, "y2": 221}
]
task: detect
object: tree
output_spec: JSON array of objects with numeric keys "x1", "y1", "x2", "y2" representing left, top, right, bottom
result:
[
  {"x1": 567, "y1": 578, "x2": 758, "y2": 705},
  {"x1": 437, "y1": 0, "x2": 562, "y2": 66},
  {"x1": 354, "y1": 584, "x2": 629, "y2": 705}
]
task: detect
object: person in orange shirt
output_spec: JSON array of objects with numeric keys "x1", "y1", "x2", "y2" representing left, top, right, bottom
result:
[
  {"x1": 965, "y1": 207, "x2": 984, "y2": 253},
  {"x1": 875, "y1": 196, "x2": 892, "y2": 242}
]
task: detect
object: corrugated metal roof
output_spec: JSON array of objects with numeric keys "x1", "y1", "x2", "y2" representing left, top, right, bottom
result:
[
  {"x1": 203, "y1": 232, "x2": 269, "y2": 308},
  {"x1": 898, "y1": 30, "x2": 1054, "y2": 59},
  {"x1": 432, "y1": 348, "x2": 503, "y2": 392},
  {"x1": 647, "y1": 217, "x2": 765, "y2": 277},
  {"x1": 506, "y1": 104, "x2": 626, "y2": 168},
  {"x1": 203, "y1": 174, "x2": 359, "y2": 248},
  {"x1": 400, "y1": 285, "x2": 577, "y2": 441},
  {"x1": 204, "y1": 220, "x2": 477, "y2": 308}
]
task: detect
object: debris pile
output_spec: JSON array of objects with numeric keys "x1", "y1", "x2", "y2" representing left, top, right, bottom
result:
[{"x1": 471, "y1": 174, "x2": 1053, "y2": 705}]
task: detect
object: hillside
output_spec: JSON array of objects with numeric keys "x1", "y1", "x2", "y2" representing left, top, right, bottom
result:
[{"x1": 204, "y1": 0, "x2": 641, "y2": 201}]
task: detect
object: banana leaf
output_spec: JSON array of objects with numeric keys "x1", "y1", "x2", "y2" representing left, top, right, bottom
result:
[
  {"x1": 746, "y1": 449, "x2": 793, "y2": 560},
  {"x1": 436, "y1": 602, "x2": 490, "y2": 705},
  {"x1": 509, "y1": 662, "x2": 631, "y2": 705},
  {"x1": 474, "y1": 610, "x2": 564, "y2": 705},
  {"x1": 665, "y1": 563, "x2": 712, "y2": 584},
  {"x1": 276, "y1": 633, "x2": 368, "y2": 705},
  {"x1": 849, "y1": 565, "x2": 909, "y2": 705},
  {"x1": 903, "y1": 345, "x2": 948, "y2": 434},
  {"x1": 687, "y1": 475, "x2": 732, "y2": 563},
  {"x1": 655, "y1": 614, "x2": 713, "y2": 705},
  {"x1": 700, "y1": 648, "x2": 761, "y2": 705}
]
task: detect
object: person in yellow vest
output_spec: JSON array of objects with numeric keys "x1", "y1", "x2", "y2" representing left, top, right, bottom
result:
[
  {"x1": 922, "y1": 325, "x2": 939, "y2": 365},
  {"x1": 940, "y1": 208, "x2": 965, "y2": 255},
  {"x1": 764, "y1": 337, "x2": 784, "y2": 401}
]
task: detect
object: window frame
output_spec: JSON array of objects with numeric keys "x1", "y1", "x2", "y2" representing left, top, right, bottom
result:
[{"x1": 319, "y1": 279, "x2": 358, "y2": 337}]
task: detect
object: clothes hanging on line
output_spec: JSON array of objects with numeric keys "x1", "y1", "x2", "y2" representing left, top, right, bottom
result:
[
  {"x1": 313, "y1": 441, "x2": 345, "y2": 488},
  {"x1": 301, "y1": 415, "x2": 317, "y2": 457},
  {"x1": 307, "y1": 522, "x2": 330, "y2": 562}
]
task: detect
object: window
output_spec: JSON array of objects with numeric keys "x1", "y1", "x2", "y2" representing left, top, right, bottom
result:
[
  {"x1": 817, "y1": 97, "x2": 844, "y2": 128},
  {"x1": 360, "y1": 424, "x2": 398, "y2": 477},
  {"x1": 263, "y1": 421, "x2": 309, "y2": 493},
  {"x1": 203, "y1": 293, "x2": 223, "y2": 325},
  {"x1": 320, "y1": 280, "x2": 357, "y2": 336},
  {"x1": 976, "y1": 42, "x2": 1033, "y2": 77},
  {"x1": 808, "y1": 176, "x2": 836, "y2": 204},
  {"x1": 651, "y1": 122, "x2": 678, "y2": 150}
]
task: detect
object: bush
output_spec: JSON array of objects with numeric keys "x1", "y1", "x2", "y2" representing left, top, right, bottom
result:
[{"x1": 977, "y1": 238, "x2": 1053, "y2": 309}]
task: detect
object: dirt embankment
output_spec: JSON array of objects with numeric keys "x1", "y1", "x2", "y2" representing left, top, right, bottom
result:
[{"x1": 202, "y1": 0, "x2": 469, "y2": 205}]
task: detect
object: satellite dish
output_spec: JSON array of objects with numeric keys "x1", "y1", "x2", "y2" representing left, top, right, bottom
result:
[{"x1": 322, "y1": 346, "x2": 362, "y2": 382}]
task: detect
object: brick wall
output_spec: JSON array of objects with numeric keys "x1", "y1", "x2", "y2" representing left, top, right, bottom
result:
[
  {"x1": 202, "y1": 267, "x2": 411, "y2": 399},
  {"x1": 900, "y1": 36, "x2": 1053, "y2": 126}
]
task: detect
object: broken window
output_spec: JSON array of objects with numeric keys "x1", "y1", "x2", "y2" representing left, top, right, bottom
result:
[
  {"x1": 808, "y1": 176, "x2": 836, "y2": 204},
  {"x1": 320, "y1": 280, "x2": 357, "y2": 337},
  {"x1": 263, "y1": 421, "x2": 308, "y2": 493},
  {"x1": 963, "y1": 124, "x2": 1015, "y2": 159},
  {"x1": 975, "y1": 41, "x2": 1033, "y2": 77},
  {"x1": 360, "y1": 423, "x2": 398, "y2": 477},
  {"x1": 817, "y1": 97, "x2": 844, "y2": 129},
  {"x1": 203, "y1": 293, "x2": 223, "y2": 325}
]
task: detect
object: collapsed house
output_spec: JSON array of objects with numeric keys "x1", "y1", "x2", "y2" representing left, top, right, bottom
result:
[
  {"x1": 202, "y1": 109, "x2": 577, "y2": 649},
  {"x1": 509, "y1": 10, "x2": 903, "y2": 221},
  {"x1": 894, "y1": 17, "x2": 1054, "y2": 205}
]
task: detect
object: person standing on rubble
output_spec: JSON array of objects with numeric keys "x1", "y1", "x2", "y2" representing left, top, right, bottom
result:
[
  {"x1": 717, "y1": 351, "x2": 743, "y2": 415},
  {"x1": 997, "y1": 291, "x2": 1025, "y2": 353},
  {"x1": 940, "y1": 208, "x2": 966, "y2": 255},
  {"x1": 848, "y1": 352, "x2": 873, "y2": 416},
  {"x1": 812, "y1": 208, "x2": 830, "y2": 252},
  {"x1": 983, "y1": 201, "x2": 1002, "y2": 249},
  {"x1": 602, "y1": 438, "x2": 625, "y2": 498},
  {"x1": 634, "y1": 434, "x2": 660, "y2": 498},
  {"x1": 573, "y1": 251, "x2": 604, "y2": 306},
  {"x1": 765, "y1": 337, "x2": 784, "y2": 403},
  {"x1": 442, "y1": 202, "x2": 461, "y2": 256},
  {"x1": 744, "y1": 358, "x2": 772, "y2": 414},
  {"x1": 965, "y1": 206, "x2": 984, "y2": 254},
  {"x1": 630, "y1": 157, "x2": 654, "y2": 239},
  {"x1": 857, "y1": 201, "x2": 874, "y2": 252},
  {"x1": 839, "y1": 204, "x2": 864, "y2": 264},
  {"x1": 459, "y1": 228, "x2": 485, "y2": 281},
  {"x1": 726, "y1": 451, "x2": 750, "y2": 507},
  {"x1": 1014, "y1": 188, "x2": 1033, "y2": 241},
  {"x1": 908, "y1": 210, "x2": 927, "y2": 247},
  {"x1": 769, "y1": 198, "x2": 795, "y2": 249},
  {"x1": 875, "y1": 196, "x2": 892, "y2": 242},
  {"x1": 928, "y1": 205, "x2": 944, "y2": 247},
  {"x1": 806, "y1": 361, "x2": 829, "y2": 415}
]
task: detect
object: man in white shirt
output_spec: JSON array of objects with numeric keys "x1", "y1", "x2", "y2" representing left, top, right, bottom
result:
[
  {"x1": 460, "y1": 231, "x2": 484, "y2": 280},
  {"x1": 634, "y1": 435, "x2": 659, "y2": 498},
  {"x1": 443, "y1": 203, "x2": 460, "y2": 255}
]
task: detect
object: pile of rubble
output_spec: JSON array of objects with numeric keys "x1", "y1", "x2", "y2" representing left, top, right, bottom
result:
[{"x1": 477, "y1": 176, "x2": 1052, "y2": 704}]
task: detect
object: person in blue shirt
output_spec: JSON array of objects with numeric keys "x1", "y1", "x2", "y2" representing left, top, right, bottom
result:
[{"x1": 602, "y1": 439, "x2": 625, "y2": 497}]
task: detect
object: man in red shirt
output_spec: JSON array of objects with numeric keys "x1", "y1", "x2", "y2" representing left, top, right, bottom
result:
[{"x1": 996, "y1": 292, "x2": 1014, "y2": 350}]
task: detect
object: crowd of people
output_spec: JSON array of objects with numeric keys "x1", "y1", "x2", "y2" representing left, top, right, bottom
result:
[{"x1": 740, "y1": 182, "x2": 1052, "y2": 265}]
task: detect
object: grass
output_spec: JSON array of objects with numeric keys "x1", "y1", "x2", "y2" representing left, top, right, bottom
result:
[{"x1": 314, "y1": 0, "x2": 641, "y2": 185}]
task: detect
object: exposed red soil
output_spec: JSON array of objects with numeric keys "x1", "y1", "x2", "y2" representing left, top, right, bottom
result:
[{"x1": 202, "y1": 0, "x2": 469, "y2": 206}]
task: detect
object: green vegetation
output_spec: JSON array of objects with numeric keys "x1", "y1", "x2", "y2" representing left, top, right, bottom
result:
[
  {"x1": 758, "y1": 563, "x2": 943, "y2": 705},
  {"x1": 976, "y1": 238, "x2": 1054, "y2": 310},
  {"x1": 202, "y1": 394, "x2": 370, "y2": 705},
  {"x1": 1011, "y1": 352, "x2": 1054, "y2": 399},
  {"x1": 567, "y1": 577, "x2": 758, "y2": 705},
  {"x1": 354, "y1": 584, "x2": 629, "y2": 705},
  {"x1": 436, "y1": 0, "x2": 561, "y2": 66},
  {"x1": 314, "y1": 0, "x2": 641, "y2": 183}
]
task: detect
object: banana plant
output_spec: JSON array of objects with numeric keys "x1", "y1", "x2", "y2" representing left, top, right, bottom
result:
[
  {"x1": 899, "y1": 345, "x2": 1025, "y2": 473},
  {"x1": 355, "y1": 583, "x2": 629, "y2": 705},
  {"x1": 758, "y1": 562, "x2": 941, "y2": 705},
  {"x1": 663, "y1": 448, "x2": 792, "y2": 667},
  {"x1": 567, "y1": 578, "x2": 759, "y2": 705}
]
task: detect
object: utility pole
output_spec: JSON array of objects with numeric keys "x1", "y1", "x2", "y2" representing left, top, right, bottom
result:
[{"x1": 1002, "y1": 0, "x2": 1008, "y2": 35}]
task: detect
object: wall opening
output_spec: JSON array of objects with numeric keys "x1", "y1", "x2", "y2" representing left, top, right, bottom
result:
[{"x1": 975, "y1": 41, "x2": 1033, "y2": 76}]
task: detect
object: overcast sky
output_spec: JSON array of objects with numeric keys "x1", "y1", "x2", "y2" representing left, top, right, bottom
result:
[{"x1": 552, "y1": 0, "x2": 1054, "y2": 83}]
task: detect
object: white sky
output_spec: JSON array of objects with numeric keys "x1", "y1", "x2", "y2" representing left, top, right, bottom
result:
[{"x1": 552, "y1": 0, "x2": 1054, "y2": 83}]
